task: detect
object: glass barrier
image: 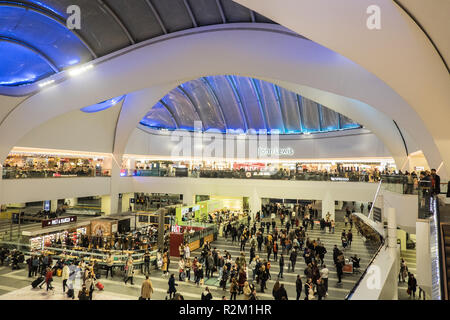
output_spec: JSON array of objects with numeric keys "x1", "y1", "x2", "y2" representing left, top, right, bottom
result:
[
  {"x1": 130, "y1": 169, "x2": 409, "y2": 184},
  {"x1": 2, "y1": 168, "x2": 111, "y2": 179},
  {"x1": 0, "y1": 240, "x2": 159, "y2": 268}
]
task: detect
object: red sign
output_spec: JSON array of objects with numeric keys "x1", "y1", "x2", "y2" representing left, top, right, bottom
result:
[{"x1": 42, "y1": 216, "x2": 77, "y2": 228}]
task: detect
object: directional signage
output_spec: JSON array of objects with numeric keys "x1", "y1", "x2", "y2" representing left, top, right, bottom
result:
[
  {"x1": 372, "y1": 207, "x2": 382, "y2": 223},
  {"x1": 42, "y1": 216, "x2": 77, "y2": 228}
]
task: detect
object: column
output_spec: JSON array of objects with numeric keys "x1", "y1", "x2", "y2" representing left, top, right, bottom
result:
[
  {"x1": 183, "y1": 190, "x2": 194, "y2": 206},
  {"x1": 121, "y1": 193, "x2": 135, "y2": 212},
  {"x1": 321, "y1": 193, "x2": 335, "y2": 220},
  {"x1": 249, "y1": 189, "x2": 261, "y2": 219},
  {"x1": 387, "y1": 207, "x2": 399, "y2": 299},
  {"x1": 101, "y1": 195, "x2": 112, "y2": 215},
  {"x1": 51, "y1": 200, "x2": 58, "y2": 212}
]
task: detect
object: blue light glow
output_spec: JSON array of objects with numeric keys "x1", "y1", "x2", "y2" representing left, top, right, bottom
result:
[
  {"x1": 140, "y1": 76, "x2": 362, "y2": 135},
  {"x1": 0, "y1": 3, "x2": 92, "y2": 88},
  {"x1": 81, "y1": 96, "x2": 125, "y2": 113}
]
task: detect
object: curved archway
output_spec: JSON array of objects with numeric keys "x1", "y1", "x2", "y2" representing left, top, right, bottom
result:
[{"x1": 0, "y1": 24, "x2": 441, "y2": 174}]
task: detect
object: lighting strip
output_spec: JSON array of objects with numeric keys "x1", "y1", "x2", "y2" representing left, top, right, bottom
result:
[{"x1": 9, "y1": 147, "x2": 110, "y2": 159}]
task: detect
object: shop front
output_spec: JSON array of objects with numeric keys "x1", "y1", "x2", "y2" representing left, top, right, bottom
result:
[{"x1": 22, "y1": 220, "x2": 91, "y2": 251}]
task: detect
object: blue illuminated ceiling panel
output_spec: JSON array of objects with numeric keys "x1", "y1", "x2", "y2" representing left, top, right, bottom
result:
[
  {"x1": 140, "y1": 76, "x2": 362, "y2": 135},
  {"x1": 0, "y1": 40, "x2": 55, "y2": 86},
  {"x1": 139, "y1": 102, "x2": 177, "y2": 130},
  {"x1": 80, "y1": 95, "x2": 125, "y2": 113},
  {"x1": 0, "y1": 3, "x2": 91, "y2": 88}
]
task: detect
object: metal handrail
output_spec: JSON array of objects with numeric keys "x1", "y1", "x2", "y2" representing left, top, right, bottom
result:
[{"x1": 345, "y1": 238, "x2": 385, "y2": 300}]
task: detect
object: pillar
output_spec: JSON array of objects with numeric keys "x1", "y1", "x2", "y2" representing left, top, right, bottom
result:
[
  {"x1": 249, "y1": 189, "x2": 261, "y2": 219},
  {"x1": 387, "y1": 207, "x2": 399, "y2": 300},
  {"x1": 51, "y1": 200, "x2": 58, "y2": 212},
  {"x1": 121, "y1": 193, "x2": 135, "y2": 212},
  {"x1": 101, "y1": 195, "x2": 112, "y2": 215},
  {"x1": 183, "y1": 191, "x2": 194, "y2": 206},
  {"x1": 321, "y1": 192, "x2": 335, "y2": 220}
]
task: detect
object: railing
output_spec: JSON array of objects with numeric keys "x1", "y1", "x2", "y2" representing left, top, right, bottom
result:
[
  {"x1": 129, "y1": 169, "x2": 408, "y2": 184},
  {"x1": 345, "y1": 213, "x2": 385, "y2": 300},
  {"x1": 2, "y1": 168, "x2": 111, "y2": 179},
  {"x1": 0, "y1": 240, "x2": 159, "y2": 267}
]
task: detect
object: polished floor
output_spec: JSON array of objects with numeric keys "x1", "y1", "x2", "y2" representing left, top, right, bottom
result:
[{"x1": 0, "y1": 215, "x2": 378, "y2": 300}]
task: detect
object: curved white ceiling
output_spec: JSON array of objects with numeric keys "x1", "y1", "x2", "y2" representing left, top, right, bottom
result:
[
  {"x1": 235, "y1": 0, "x2": 450, "y2": 176},
  {"x1": 0, "y1": 24, "x2": 441, "y2": 173}
]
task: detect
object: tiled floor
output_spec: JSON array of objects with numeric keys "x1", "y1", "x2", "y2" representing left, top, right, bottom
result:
[{"x1": 0, "y1": 216, "x2": 378, "y2": 300}]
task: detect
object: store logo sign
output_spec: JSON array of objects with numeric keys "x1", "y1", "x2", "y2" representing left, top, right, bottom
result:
[{"x1": 257, "y1": 147, "x2": 294, "y2": 157}]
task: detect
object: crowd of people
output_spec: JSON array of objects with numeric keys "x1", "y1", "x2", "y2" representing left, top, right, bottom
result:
[{"x1": 161, "y1": 202, "x2": 363, "y2": 301}]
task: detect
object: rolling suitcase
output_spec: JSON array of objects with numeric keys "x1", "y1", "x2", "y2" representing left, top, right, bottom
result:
[
  {"x1": 32, "y1": 276, "x2": 44, "y2": 288},
  {"x1": 95, "y1": 282, "x2": 104, "y2": 291}
]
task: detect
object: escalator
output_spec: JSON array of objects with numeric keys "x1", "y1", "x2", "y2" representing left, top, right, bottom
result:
[{"x1": 441, "y1": 223, "x2": 450, "y2": 300}]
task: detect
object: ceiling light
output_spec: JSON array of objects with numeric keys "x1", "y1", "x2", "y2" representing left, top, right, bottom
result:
[
  {"x1": 38, "y1": 80, "x2": 55, "y2": 88},
  {"x1": 68, "y1": 64, "x2": 93, "y2": 77}
]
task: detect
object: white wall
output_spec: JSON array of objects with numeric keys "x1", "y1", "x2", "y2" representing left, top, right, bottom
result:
[
  {"x1": 350, "y1": 244, "x2": 399, "y2": 300},
  {"x1": 381, "y1": 190, "x2": 418, "y2": 234},
  {"x1": 416, "y1": 220, "x2": 432, "y2": 296},
  {"x1": 125, "y1": 127, "x2": 392, "y2": 159},
  {"x1": 120, "y1": 176, "x2": 378, "y2": 203},
  {"x1": 0, "y1": 177, "x2": 110, "y2": 204},
  {"x1": 16, "y1": 104, "x2": 122, "y2": 153}
]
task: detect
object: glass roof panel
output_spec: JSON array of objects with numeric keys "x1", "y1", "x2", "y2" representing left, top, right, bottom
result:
[
  {"x1": 140, "y1": 102, "x2": 177, "y2": 130},
  {"x1": 254, "y1": 79, "x2": 285, "y2": 133},
  {"x1": 143, "y1": 76, "x2": 361, "y2": 135},
  {"x1": 300, "y1": 96, "x2": 320, "y2": 132},
  {"x1": 0, "y1": 40, "x2": 55, "y2": 86},
  {"x1": 162, "y1": 88, "x2": 201, "y2": 131},
  {"x1": 180, "y1": 79, "x2": 226, "y2": 132},
  {"x1": 232, "y1": 76, "x2": 266, "y2": 132},
  {"x1": 320, "y1": 105, "x2": 339, "y2": 131},
  {"x1": 0, "y1": 6, "x2": 91, "y2": 71},
  {"x1": 204, "y1": 76, "x2": 246, "y2": 132},
  {"x1": 278, "y1": 87, "x2": 302, "y2": 133}
]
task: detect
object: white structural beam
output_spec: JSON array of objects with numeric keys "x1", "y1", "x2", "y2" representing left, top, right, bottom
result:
[
  {"x1": 0, "y1": 24, "x2": 442, "y2": 177},
  {"x1": 234, "y1": 0, "x2": 450, "y2": 176}
]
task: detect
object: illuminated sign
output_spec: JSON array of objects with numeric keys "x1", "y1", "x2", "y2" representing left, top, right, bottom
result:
[
  {"x1": 258, "y1": 147, "x2": 294, "y2": 157},
  {"x1": 331, "y1": 177, "x2": 350, "y2": 181},
  {"x1": 42, "y1": 216, "x2": 77, "y2": 228}
]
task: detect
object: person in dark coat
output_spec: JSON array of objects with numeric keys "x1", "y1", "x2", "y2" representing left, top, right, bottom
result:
[
  {"x1": 168, "y1": 274, "x2": 178, "y2": 299},
  {"x1": 296, "y1": 275, "x2": 303, "y2": 300},
  {"x1": 278, "y1": 254, "x2": 285, "y2": 279}
]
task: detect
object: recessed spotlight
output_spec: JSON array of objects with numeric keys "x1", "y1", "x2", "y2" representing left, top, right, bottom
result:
[
  {"x1": 68, "y1": 64, "x2": 93, "y2": 77},
  {"x1": 38, "y1": 80, "x2": 55, "y2": 88}
]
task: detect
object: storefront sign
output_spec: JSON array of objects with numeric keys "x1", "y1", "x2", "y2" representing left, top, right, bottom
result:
[
  {"x1": 171, "y1": 224, "x2": 181, "y2": 233},
  {"x1": 331, "y1": 177, "x2": 350, "y2": 181},
  {"x1": 42, "y1": 216, "x2": 77, "y2": 228},
  {"x1": 258, "y1": 147, "x2": 294, "y2": 157}
]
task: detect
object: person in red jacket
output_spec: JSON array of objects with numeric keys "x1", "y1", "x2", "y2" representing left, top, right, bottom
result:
[{"x1": 45, "y1": 267, "x2": 54, "y2": 291}]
